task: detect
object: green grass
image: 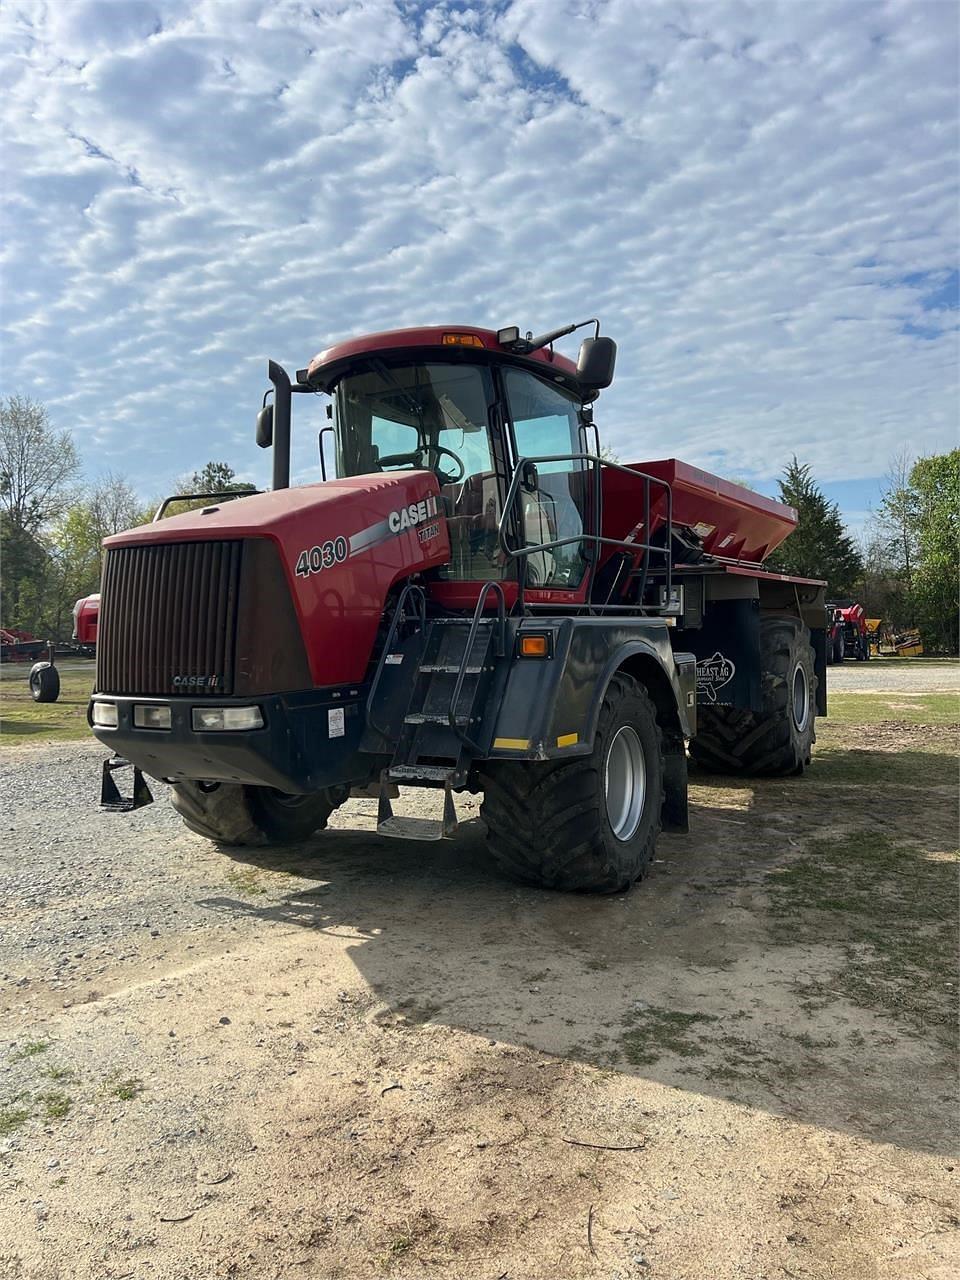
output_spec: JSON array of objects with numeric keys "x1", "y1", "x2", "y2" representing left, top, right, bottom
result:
[
  {"x1": 11, "y1": 1040, "x2": 50, "y2": 1060},
  {"x1": 0, "y1": 669, "x2": 96, "y2": 745},
  {"x1": 103, "y1": 1070, "x2": 143, "y2": 1101},
  {"x1": 810, "y1": 742, "x2": 957, "y2": 787},
  {"x1": 38, "y1": 1090, "x2": 71, "y2": 1120},
  {"x1": 826, "y1": 691, "x2": 959, "y2": 727},
  {"x1": 224, "y1": 866, "x2": 267, "y2": 897},
  {"x1": 620, "y1": 1007, "x2": 718, "y2": 1066},
  {"x1": 0, "y1": 1106, "x2": 31, "y2": 1136},
  {"x1": 765, "y1": 831, "x2": 958, "y2": 1046}
]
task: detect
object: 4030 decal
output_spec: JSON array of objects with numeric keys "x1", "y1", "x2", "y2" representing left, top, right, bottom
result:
[{"x1": 295, "y1": 536, "x2": 348, "y2": 577}]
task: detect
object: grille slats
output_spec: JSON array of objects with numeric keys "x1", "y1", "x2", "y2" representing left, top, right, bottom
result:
[{"x1": 97, "y1": 541, "x2": 243, "y2": 696}]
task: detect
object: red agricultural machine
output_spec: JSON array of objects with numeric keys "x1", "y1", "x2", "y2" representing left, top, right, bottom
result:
[
  {"x1": 72, "y1": 593, "x2": 100, "y2": 656},
  {"x1": 825, "y1": 600, "x2": 870, "y2": 663},
  {"x1": 89, "y1": 322, "x2": 827, "y2": 892}
]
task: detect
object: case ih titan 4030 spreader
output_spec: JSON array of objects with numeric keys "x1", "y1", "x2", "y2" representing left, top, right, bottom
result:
[{"x1": 90, "y1": 322, "x2": 827, "y2": 892}]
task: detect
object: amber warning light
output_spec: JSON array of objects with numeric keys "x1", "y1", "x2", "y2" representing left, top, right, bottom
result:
[
  {"x1": 519, "y1": 634, "x2": 551, "y2": 658},
  {"x1": 441, "y1": 333, "x2": 484, "y2": 347}
]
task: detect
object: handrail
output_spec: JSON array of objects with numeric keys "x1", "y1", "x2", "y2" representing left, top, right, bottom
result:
[
  {"x1": 448, "y1": 580, "x2": 506, "y2": 756},
  {"x1": 496, "y1": 452, "x2": 673, "y2": 613},
  {"x1": 365, "y1": 582, "x2": 427, "y2": 741},
  {"x1": 152, "y1": 490, "x2": 259, "y2": 522}
]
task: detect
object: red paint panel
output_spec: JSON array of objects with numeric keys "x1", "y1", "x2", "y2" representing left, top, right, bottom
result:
[
  {"x1": 600, "y1": 458, "x2": 797, "y2": 567},
  {"x1": 306, "y1": 326, "x2": 579, "y2": 385},
  {"x1": 105, "y1": 474, "x2": 451, "y2": 688}
]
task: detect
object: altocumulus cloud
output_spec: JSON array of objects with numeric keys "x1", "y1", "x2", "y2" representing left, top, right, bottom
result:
[{"x1": 1, "y1": 0, "x2": 957, "y2": 497}]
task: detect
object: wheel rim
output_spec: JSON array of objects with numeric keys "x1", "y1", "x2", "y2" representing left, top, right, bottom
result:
[
  {"x1": 792, "y1": 663, "x2": 809, "y2": 732},
  {"x1": 604, "y1": 725, "x2": 646, "y2": 842}
]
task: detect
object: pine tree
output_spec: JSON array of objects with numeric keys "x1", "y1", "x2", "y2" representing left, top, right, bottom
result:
[{"x1": 767, "y1": 457, "x2": 862, "y2": 596}]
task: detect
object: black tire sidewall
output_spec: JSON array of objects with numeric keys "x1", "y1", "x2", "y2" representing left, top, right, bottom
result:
[
  {"x1": 593, "y1": 675, "x2": 663, "y2": 878},
  {"x1": 29, "y1": 663, "x2": 60, "y2": 703},
  {"x1": 245, "y1": 787, "x2": 336, "y2": 843},
  {"x1": 781, "y1": 627, "x2": 816, "y2": 766}
]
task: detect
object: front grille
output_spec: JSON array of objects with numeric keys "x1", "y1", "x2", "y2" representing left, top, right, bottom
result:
[{"x1": 97, "y1": 541, "x2": 242, "y2": 696}]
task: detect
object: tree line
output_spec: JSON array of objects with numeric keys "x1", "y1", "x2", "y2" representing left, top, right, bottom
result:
[
  {"x1": 1, "y1": 395, "x2": 957, "y2": 652},
  {"x1": 767, "y1": 453, "x2": 959, "y2": 653}
]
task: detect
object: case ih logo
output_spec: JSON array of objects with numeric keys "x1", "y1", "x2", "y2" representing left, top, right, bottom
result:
[
  {"x1": 696, "y1": 652, "x2": 736, "y2": 704},
  {"x1": 387, "y1": 494, "x2": 440, "y2": 534},
  {"x1": 173, "y1": 674, "x2": 222, "y2": 690}
]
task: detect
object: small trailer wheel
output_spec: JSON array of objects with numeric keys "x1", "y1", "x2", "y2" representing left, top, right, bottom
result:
[{"x1": 29, "y1": 662, "x2": 60, "y2": 703}]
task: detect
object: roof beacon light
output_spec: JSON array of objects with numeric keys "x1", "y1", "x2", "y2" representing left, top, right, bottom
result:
[{"x1": 442, "y1": 332, "x2": 484, "y2": 348}]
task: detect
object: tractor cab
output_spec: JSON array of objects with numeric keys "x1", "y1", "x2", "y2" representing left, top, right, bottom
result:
[{"x1": 276, "y1": 323, "x2": 618, "y2": 599}]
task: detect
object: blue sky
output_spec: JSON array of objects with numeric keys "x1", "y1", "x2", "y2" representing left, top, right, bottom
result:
[{"x1": 1, "y1": 0, "x2": 957, "y2": 535}]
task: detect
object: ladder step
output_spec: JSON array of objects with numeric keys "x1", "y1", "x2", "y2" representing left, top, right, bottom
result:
[
  {"x1": 404, "y1": 712, "x2": 471, "y2": 726},
  {"x1": 430, "y1": 617, "x2": 493, "y2": 626},
  {"x1": 389, "y1": 764, "x2": 456, "y2": 782},
  {"x1": 376, "y1": 815, "x2": 450, "y2": 842}
]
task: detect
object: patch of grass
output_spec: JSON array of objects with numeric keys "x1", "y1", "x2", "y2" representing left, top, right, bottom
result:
[
  {"x1": 11, "y1": 1040, "x2": 50, "y2": 1061},
  {"x1": 389, "y1": 1237, "x2": 413, "y2": 1255},
  {"x1": 0, "y1": 668, "x2": 97, "y2": 745},
  {"x1": 38, "y1": 1091, "x2": 71, "y2": 1120},
  {"x1": 765, "y1": 831, "x2": 958, "y2": 1046},
  {"x1": 825, "y1": 691, "x2": 959, "y2": 728},
  {"x1": 104, "y1": 1072, "x2": 143, "y2": 1101},
  {"x1": 620, "y1": 1006, "x2": 718, "y2": 1066},
  {"x1": 0, "y1": 1106, "x2": 31, "y2": 1136},
  {"x1": 810, "y1": 744, "x2": 957, "y2": 788},
  {"x1": 225, "y1": 866, "x2": 266, "y2": 897},
  {"x1": 39, "y1": 1064, "x2": 75, "y2": 1083}
]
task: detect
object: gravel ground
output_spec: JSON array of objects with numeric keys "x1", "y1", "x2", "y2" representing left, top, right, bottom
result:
[
  {"x1": 1, "y1": 699, "x2": 957, "y2": 1278},
  {"x1": 826, "y1": 658, "x2": 958, "y2": 692}
]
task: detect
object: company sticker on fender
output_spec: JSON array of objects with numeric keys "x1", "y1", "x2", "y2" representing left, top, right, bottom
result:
[{"x1": 696, "y1": 651, "x2": 736, "y2": 704}]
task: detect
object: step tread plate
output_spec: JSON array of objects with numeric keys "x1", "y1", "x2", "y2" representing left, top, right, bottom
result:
[{"x1": 377, "y1": 815, "x2": 450, "y2": 842}]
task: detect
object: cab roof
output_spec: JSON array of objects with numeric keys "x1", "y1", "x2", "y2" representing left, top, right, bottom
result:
[{"x1": 302, "y1": 325, "x2": 583, "y2": 395}]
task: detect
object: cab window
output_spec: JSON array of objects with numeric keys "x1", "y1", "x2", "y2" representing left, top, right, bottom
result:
[{"x1": 504, "y1": 368, "x2": 588, "y2": 589}]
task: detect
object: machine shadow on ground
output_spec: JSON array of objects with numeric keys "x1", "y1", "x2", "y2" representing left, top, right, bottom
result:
[{"x1": 198, "y1": 736, "x2": 958, "y2": 1161}]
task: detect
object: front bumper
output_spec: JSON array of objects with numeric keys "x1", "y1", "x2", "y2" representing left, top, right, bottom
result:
[{"x1": 89, "y1": 688, "x2": 375, "y2": 793}]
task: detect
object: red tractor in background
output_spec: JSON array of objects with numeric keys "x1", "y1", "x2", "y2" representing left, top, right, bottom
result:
[
  {"x1": 88, "y1": 321, "x2": 827, "y2": 893},
  {"x1": 825, "y1": 600, "x2": 870, "y2": 663},
  {"x1": 72, "y1": 593, "x2": 100, "y2": 656}
]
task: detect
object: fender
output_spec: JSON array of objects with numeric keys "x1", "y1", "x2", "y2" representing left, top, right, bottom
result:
[{"x1": 486, "y1": 617, "x2": 695, "y2": 761}]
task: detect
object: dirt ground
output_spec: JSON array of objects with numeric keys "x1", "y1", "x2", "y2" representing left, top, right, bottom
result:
[{"x1": 0, "y1": 661, "x2": 957, "y2": 1280}]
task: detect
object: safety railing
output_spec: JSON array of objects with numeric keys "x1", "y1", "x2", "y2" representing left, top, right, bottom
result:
[
  {"x1": 447, "y1": 580, "x2": 506, "y2": 756},
  {"x1": 496, "y1": 453, "x2": 673, "y2": 614},
  {"x1": 365, "y1": 582, "x2": 427, "y2": 742}
]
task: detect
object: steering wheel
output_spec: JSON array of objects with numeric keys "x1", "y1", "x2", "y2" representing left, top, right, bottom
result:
[{"x1": 378, "y1": 445, "x2": 465, "y2": 487}]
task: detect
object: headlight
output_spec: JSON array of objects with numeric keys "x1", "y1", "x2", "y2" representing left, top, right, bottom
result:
[
  {"x1": 192, "y1": 706, "x2": 264, "y2": 732},
  {"x1": 92, "y1": 702, "x2": 118, "y2": 728},
  {"x1": 134, "y1": 705, "x2": 172, "y2": 730}
]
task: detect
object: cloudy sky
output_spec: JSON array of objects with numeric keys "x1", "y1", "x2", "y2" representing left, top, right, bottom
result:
[{"x1": 2, "y1": 0, "x2": 957, "y2": 529}]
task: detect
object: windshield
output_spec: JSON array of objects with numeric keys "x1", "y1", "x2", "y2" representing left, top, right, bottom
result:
[{"x1": 335, "y1": 362, "x2": 495, "y2": 488}]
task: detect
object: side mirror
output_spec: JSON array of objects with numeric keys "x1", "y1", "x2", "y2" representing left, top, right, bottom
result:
[
  {"x1": 577, "y1": 336, "x2": 617, "y2": 390},
  {"x1": 256, "y1": 403, "x2": 274, "y2": 448},
  {"x1": 521, "y1": 460, "x2": 539, "y2": 493}
]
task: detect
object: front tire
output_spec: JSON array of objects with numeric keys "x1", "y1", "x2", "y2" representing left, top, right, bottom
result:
[
  {"x1": 171, "y1": 781, "x2": 347, "y2": 846},
  {"x1": 480, "y1": 672, "x2": 664, "y2": 893},
  {"x1": 690, "y1": 617, "x2": 817, "y2": 777}
]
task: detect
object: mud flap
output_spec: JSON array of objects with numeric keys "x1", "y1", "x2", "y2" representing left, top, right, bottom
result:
[
  {"x1": 662, "y1": 747, "x2": 689, "y2": 832},
  {"x1": 101, "y1": 756, "x2": 154, "y2": 813}
]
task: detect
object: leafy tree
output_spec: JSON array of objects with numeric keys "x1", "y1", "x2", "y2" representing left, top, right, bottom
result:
[
  {"x1": 0, "y1": 512, "x2": 50, "y2": 634},
  {"x1": 186, "y1": 461, "x2": 256, "y2": 495},
  {"x1": 767, "y1": 457, "x2": 863, "y2": 596},
  {"x1": 0, "y1": 396, "x2": 80, "y2": 533},
  {"x1": 909, "y1": 449, "x2": 959, "y2": 653}
]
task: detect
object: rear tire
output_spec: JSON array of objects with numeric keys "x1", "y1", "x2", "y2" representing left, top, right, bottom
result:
[
  {"x1": 29, "y1": 662, "x2": 60, "y2": 703},
  {"x1": 480, "y1": 673, "x2": 663, "y2": 893},
  {"x1": 171, "y1": 781, "x2": 347, "y2": 846},
  {"x1": 690, "y1": 617, "x2": 817, "y2": 777}
]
